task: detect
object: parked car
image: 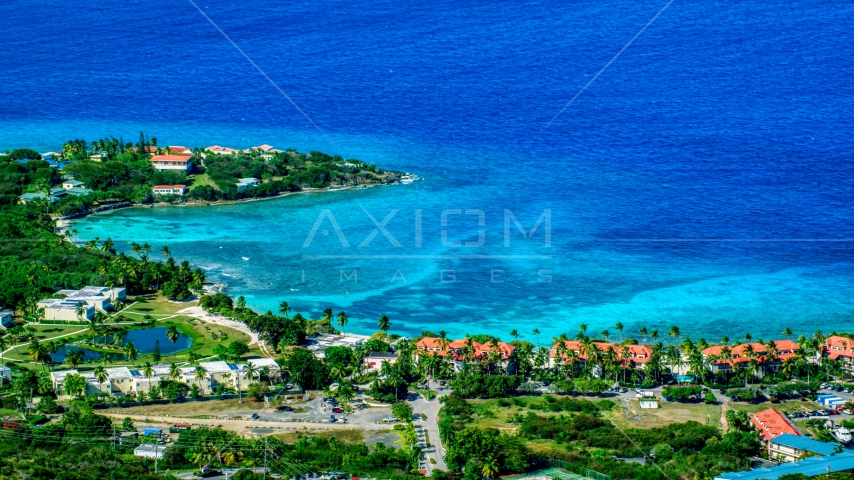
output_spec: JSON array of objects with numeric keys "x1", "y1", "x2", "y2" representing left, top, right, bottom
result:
[
  {"x1": 329, "y1": 415, "x2": 336, "y2": 423},
  {"x1": 382, "y1": 417, "x2": 399, "y2": 423},
  {"x1": 332, "y1": 407, "x2": 344, "y2": 413},
  {"x1": 276, "y1": 405, "x2": 293, "y2": 412},
  {"x1": 250, "y1": 413, "x2": 260, "y2": 420}
]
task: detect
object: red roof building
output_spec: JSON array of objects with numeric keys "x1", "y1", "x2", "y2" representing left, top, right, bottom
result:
[
  {"x1": 702, "y1": 340, "x2": 798, "y2": 366},
  {"x1": 150, "y1": 155, "x2": 191, "y2": 171},
  {"x1": 751, "y1": 408, "x2": 802, "y2": 441},
  {"x1": 549, "y1": 341, "x2": 653, "y2": 367},
  {"x1": 824, "y1": 336, "x2": 854, "y2": 361},
  {"x1": 414, "y1": 337, "x2": 515, "y2": 362}
]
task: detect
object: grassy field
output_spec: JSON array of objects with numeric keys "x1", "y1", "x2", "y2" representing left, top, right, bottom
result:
[
  {"x1": 606, "y1": 400, "x2": 721, "y2": 430},
  {"x1": 187, "y1": 173, "x2": 220, "y2": 191},
  {"x1": 118, "y1": 294, "x2": 198, "y2": 317},
  {"x1": 467, "y1": 395, "x2": 723, "y2": 432},
  {"x1": 273, "y1": 429, "x2": 366, "y2": 444},
  {"x1": 726, "y1": 398, "x2": 817, "y2": 416},
  {"x1": 160, "y1": 316, "x2": 260, "y2": 360}
]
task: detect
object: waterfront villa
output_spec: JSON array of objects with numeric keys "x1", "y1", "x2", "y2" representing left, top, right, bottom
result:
[
  {"x1": 166, "y1": 145, "x2": 192, "y2": 155},
  {"x1": 414, "y1": 337, "x2": 516, "y2": 372},
  {"x1": 823, "y1": 336, "x2": 854, "y2": 370},
  {"x1": 152, "y1": 184, "x2": 186, "y2": 196},
  {"x1": 701, "y1": 340, "x2": 798, "y2": 376},
  {"x1": 236, "y1": 177, "x2": 260, "y2": 191},
  {"x1": 205, "y1": 145, "x2": 239, "y2": 155},
  {"x1": 150, "y1": 155, "x2": 192, "y2": 171},
  {"x1": 548, "y1": 340, "x2": 654, "y2": 371},
  {"x1": 18, "y1": 192, "x2": 60, "y2": 204},
  {"x1": 37, "y1": 286, "x2": 126, "y2": 321}
]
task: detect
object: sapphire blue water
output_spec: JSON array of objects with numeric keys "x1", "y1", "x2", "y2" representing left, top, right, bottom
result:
[{"x1": 2, "y1": 1, "x2": 853, "y2": 341}]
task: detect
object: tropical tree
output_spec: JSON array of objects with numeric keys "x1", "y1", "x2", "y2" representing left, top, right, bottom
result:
[
  {"x1": 532, "y1": 328, "x2": 541, "y2": 349},
  {"x1": 669, "y1": 326, "x2": 680, "y2": 345},
  {"x1": 482, "y1": 457, "x2": 500, "y2": 478},
  {"x1": 194, "y1": 365, "x2": 208, "y2": 393},
  {"x1": 165, "y1": 326, "x2": 181, "y2": 358},
  {"x1": 336, "y1": 311, "x2": 349, "y2": 336},
  {"x1": 94, "y1": 366, "x2": 109, "y2": 395},
  {"x1": 378, "y1": 315, "x2": 391, "y2": 334},
  {"x1": 615, "y1": 322, "x2": 624, "y2": 342},
  {"x1": 782, "y1": 328, "x2": 793, "y2": 341},
  {"x1": 142, "y1": 362, "x2": 155, "y2": 394},
  {"x1": 278, "y1": 301, "x2": 291, "y2": 317},
  {"x1": 63, "y1": 373, "x2": 87, "y2": 398},
  {"x1": 124, "y1": 342, "x2": 139, "y2": 365}
]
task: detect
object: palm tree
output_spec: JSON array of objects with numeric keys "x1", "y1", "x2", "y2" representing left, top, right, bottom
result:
[
  {"x1": 783, "y1": 328, "x2": 793, "y2": 341},
  {"x1": 639, "y1": 327, "x2": 648, "y2": 343},
  {"x1": 0, "y1": 336, "x2": 6, "y2": 366},
  {"x1": 669, "y1": 326, "x2": 680, "y2": 345},
  {"x1": 336, "y1": 311, "x2": 349, "y2": 336},
  {"x1": 187, "y1": 351, "x2": 198, "y2": 365},
  {"x1": 579, "y1": 324, "x2": 587, "y2": 335},
  {"x1": 245, "y1": 363, "x2": 258, "y2": 384},
  {"x1": 744, "y1": 333, "x2": 752, "y2": 343},
  {"x1": 143, "y1": 362, "x2": 155, "y2": 393},
  {"x1": 601, "y1": 330, "x2": 609, "y2": 342},
  {"x1": 160, "y1": 245, "x2": 171, "y2": 258},
  {"x1": 169, "y1": 363, "x2": 180, "y2": 381},
  {"x1": 194, "y1": 365, "x2": 208, "y2": 393},
  {"x1": 482, "y1": 457, "x2": 500, "y2": 478},
  {"x1": 124, "y1": 342, "x2": 139, "y2": 365},
  {"x1": 94, "y1": 366, "x2": 109, "y2": 396},
  {"x1": 165, "y1": 326, "x2": 181, "y2": 358},
  {"x1": 509, "y1": 329, "x2": 520, "y2": 342},
  {"x1": 278, "y1": 301, "x2": 291, "y2": 317},
  {"x1": 64, "y1": 349, "x2": 83, "y2": 369},
  {"x1": 378, "y1": 314, "x2": 391, "y2": 334},
  {"x1": 532, "y1": 328, "x2": 541, "y2": 349},
  {"x1": 615, "y1": 322, "x2": 624, "y2": 343},
  {"x1": 650, "y1": 329, "x2": 659, "y2": 342}
]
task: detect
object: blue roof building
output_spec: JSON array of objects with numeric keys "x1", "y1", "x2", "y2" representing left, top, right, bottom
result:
[
  {"x1": 715, "y1": 451, "x2": 854, "y2": 480},
  {"x1": 767, "y1": 434, "x2": 839, "y2": 462}
]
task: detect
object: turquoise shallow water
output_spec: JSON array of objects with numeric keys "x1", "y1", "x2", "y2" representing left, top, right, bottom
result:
[
  {"x1": 5, "y1": 0, "x2": 854, "y2": 341},
  {"x1": 69, "y1": 134, "x2": 854, "y2": 341}
]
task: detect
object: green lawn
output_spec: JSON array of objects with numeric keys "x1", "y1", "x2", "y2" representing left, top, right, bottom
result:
[
  {"x1": 118, "y1": 294, "x2": 198, "y2": 317},
  {"x1": 187, "y1": 172, "x2": 220, "y2": 191},
  {"x1": 727, "y1": 398, "x2": 818, "y2": 416}
]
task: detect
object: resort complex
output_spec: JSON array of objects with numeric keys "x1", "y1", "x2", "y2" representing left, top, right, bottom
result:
[{"x1": 36, "y1": 286, "x2": 126, "y2": 321}]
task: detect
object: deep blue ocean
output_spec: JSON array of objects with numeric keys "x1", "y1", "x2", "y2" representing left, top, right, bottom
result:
[{"x1": 2, "y1": 0, "x2": 853, "y2": 341}]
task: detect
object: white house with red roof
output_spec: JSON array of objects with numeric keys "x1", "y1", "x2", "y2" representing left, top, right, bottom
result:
[
  {"x1": 166, "y1": 145, "x2": 192, "y2": 155},
  {"x1": 150, "y1": 155, "x2": 191, "y2": 171}
]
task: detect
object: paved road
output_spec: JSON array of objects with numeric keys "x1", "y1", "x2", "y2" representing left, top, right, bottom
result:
[
  {"x1": 411, "y1": 385, "x2": 448, "y2": 473},
  {"x1": 101, "y1": 412, "x2": 394, "y2": 436}
]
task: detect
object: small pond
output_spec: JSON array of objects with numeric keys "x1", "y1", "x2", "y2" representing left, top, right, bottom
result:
[{"x1": 50, "y1": 326, "x2": 193, "y2": 363}]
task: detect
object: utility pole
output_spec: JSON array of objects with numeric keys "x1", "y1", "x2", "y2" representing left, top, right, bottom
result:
[
  {"x1": 155, "y1": 445, "x2": 158, "y2": 474},
  {"x1": 263, "y1": 437, "x2": 268, "y2": 480}
]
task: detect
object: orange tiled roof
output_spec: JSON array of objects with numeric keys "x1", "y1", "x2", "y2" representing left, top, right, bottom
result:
[
  {"x1": 750, "y1": 408, "x2": 801, "y2": 441},
  {"x1": 824, "y1": 336, "x2": 854, "y2": 359},
  {"x1": 549, "y1": 341, "x2": 653, "y2": 365},
  {"x1": 414, "y1": 337, "x2": 515, "y2": 360}
]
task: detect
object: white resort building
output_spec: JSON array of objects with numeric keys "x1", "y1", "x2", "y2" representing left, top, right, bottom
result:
[
  {"x1": 50, "y1": 359, "x2": 280, "y2": 398},
  {"x1": 37, "y1": 286, "x2": 126, "y2": 321}
]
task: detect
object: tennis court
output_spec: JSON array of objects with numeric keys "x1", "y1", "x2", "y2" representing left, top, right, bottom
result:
[{"x1": 514, "y1": 467, "x2": 594, "y2": 480}]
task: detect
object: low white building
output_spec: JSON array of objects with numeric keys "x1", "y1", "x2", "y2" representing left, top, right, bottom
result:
[
  {"x1": 0, "y1": 310, "x2": 14, "y2": 329},
  {"x1": 152, "y1": 184, "x2": 186, "y2": 196},
  {"x1": 236, "y1": 177, "x2": 259, "y2": 191},
  {"x1": 134, "y1": 444, "x2": 167, "y2": 459},
  {"x1": 38, "y1": 286, "x2": 126, "y2": 320}
]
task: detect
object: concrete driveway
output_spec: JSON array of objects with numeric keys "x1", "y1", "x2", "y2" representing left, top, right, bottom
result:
[{"x1": 410, "y1": 384, "x2": 448, "y2": 474}]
